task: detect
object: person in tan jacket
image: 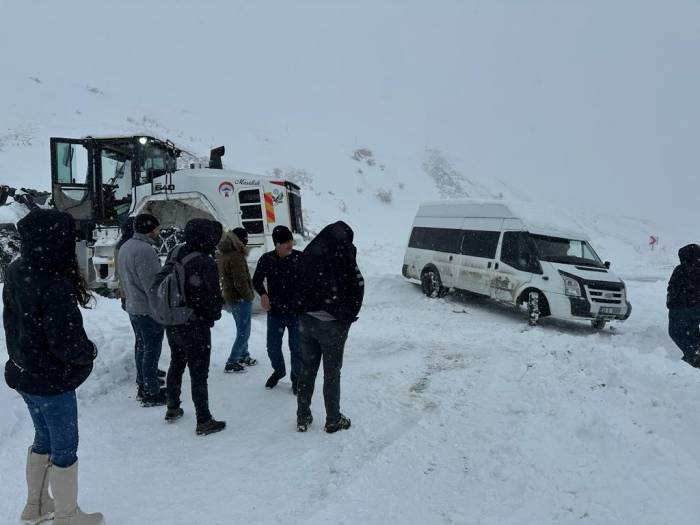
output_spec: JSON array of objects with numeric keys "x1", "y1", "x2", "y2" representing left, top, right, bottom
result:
[{"x1": 217, "y1": 228, "x2": 257, "y2": 373}]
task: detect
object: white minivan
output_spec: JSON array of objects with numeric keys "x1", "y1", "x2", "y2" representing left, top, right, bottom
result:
[{"x1": 402, "y1": 200, "x2": 632, "y2": 328}]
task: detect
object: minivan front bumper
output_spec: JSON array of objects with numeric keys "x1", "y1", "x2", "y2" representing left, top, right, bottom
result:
[{"x1": 568, "y1": 295, "x2": 632, "y2": 321}]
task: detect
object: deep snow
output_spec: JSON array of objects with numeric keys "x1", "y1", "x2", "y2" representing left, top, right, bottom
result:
[{"x1": 0, "y1": 238, "x2": 698, "y2": 524}]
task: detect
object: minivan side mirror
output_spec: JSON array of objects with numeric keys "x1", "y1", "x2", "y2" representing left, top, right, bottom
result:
[{"x1": 604, "y1": 261, "x2": 611, "y2": 269}]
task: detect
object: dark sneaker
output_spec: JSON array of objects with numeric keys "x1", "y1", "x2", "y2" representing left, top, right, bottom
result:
[
  {"x1": 265, "y1": 370, "x2": 286, "y2": 389},
  {"x1": 325, "y1": 414, "x2": 351, "y2": 434},
  {"x1": 164, "y1": 407, "x2": 184, "y2": 422},
  {"x1": 196, "y1": 418, "x2": 226, "y2": 436},
  {"x1": 141, "y1": 389, "x2": 167, "y2": 407},
  {"x1": 224, "y1": 362, "x2": 246, "y2": 374},
  {"x1": 136, "y1": 385, "x2": 144, "y2": 401},
  {"x1": 239, "y1": 356, "x2": 258, "y2": 366},
  {"x1": 157, "y1": 369, "x2": 167, "y2": 378},
  {"x1": 297, "y1": 414, "x2": 313, "y2": 432}
]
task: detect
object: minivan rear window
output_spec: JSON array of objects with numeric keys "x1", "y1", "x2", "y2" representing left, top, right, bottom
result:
[{"x1": 409, "y1": 227, "x2": 461, "y2": 253}]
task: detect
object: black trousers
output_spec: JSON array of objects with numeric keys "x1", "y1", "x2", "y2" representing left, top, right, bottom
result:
[
  {"x1": 669, "y1": 308, "x2": 700, "y2": 363},
  {"x1": 165, "y1": 322, "x2": 212, "y2": 424},
  {"x1": 296, "y1": 315, "x2": 351, "y2": 424}
]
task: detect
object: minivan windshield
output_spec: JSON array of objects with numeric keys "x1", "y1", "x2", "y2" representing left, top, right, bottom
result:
[{"x1": 531, "y1": 234, "x2": 604, "y2": 268}]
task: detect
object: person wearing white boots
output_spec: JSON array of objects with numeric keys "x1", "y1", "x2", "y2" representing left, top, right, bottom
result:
[{"x1": 3, "y1": 210, "x2": 104, "y2": 525}]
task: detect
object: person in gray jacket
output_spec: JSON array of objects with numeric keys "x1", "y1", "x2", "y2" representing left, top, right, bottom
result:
[{"x1": 117, "y1": 214, "x2": 166, "y2": 406}]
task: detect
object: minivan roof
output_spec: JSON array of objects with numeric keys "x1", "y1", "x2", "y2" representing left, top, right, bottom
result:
[{"x1": 416, "y1": 199, "x2": 590, "y2": 241}]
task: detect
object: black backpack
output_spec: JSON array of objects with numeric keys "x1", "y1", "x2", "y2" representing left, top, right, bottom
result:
[{"x1": 148, "y1": 246, "x2": 201, "y2": 326}]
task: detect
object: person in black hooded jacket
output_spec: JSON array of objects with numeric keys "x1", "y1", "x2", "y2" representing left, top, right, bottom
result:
[
  {"x1": 4, "y1": 209, "x2": 103, "y2": 524},
  {"x1": 668, "y1": 243, "x2": 700, "y2": 367},
  {"x1": 295, "y1": 221, "x2": 364, "y2": 433},
  {"x1": 163, "y1": 218, "x2": 226, "y2": 436}
]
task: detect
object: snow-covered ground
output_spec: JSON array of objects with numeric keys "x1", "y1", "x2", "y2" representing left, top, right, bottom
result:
[
  {"x1": 1, "y1": 2, "x2": 698, "y2": 521},
  {"x1": 1, "y1": 238, "x2": 697, "y2": 524}
]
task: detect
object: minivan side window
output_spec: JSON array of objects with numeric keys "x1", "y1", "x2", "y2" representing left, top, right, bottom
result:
[
  {"x1": 460, "y1": 230, "x2": 500, "y2": 259},
  {"x1": 409, "y1": 227, "x2": 461, "y2": 253},
  {"x1": 500, "y1": 232, "x2": 542, "y2": 273}
]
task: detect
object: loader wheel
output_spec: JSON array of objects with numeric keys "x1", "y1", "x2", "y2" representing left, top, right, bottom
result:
[
  {"x1": 421, "y1": 267, "x2": 447, "y2": 298},
  {"x1": 156, "y1": 227, "x2": 185, "y2": 258}
]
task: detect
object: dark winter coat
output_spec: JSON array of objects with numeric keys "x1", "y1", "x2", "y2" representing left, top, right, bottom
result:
[
  {"x1": 217, "y1": 232, "x2": 254, "y2": 303},
  {"x1": 4, "y1": 210, "x2": 96, "y2": 396},
  {"x1": 167, "y1": 219, "x2": 224, "y2": 327},
  {"x1": 296, "y1": 221, "x2": 364, "y2": 322},
  {"x1": 253, "y1": 249, "x2": 302, "y2": 315},
  {"x1": 668, "y1": 244, "x2": 700, "y2": 310}
]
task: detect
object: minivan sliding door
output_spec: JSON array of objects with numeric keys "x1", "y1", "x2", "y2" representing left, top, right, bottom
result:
[{"x1": 453, "y1": 220, "x2": 502, "y2": 296}]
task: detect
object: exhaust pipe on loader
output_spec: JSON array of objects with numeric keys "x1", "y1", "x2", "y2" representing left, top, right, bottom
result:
[{"x1": 209, "y1": 146, "x2": 225, "y2": 169}]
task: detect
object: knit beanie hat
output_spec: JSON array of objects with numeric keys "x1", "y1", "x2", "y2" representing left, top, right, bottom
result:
[
  {"x1": 272, "y1": 225, "x2": 293, "y2": 246},
  {"x1": 134, "y1": 214, "x2": 160, "y2": 235}
]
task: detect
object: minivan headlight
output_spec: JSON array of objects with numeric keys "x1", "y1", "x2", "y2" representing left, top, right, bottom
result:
[{"x1": 559, "y1": 272, "x2": 582, "y2": 297}]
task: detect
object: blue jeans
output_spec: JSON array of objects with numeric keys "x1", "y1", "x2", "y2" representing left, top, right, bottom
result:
[
  {"x1": 227, "y1": 301, "x2": 252, "y2": 365},
  {"x1": 129, "y1": 314, "x2": 165, "y2": 395},
  {"x1": 267, "y1": 313, "x2": 301, "y2": 383},
  {"x1": 20, "y1": 390, "x2": 78, "y2": 468}
]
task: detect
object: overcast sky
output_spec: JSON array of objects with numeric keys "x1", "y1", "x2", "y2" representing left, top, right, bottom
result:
[{"x1": 1, "y1": 0, "x2": 698, "y2": 229}]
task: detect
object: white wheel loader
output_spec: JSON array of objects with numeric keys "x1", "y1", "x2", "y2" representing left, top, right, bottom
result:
[{"x1": 47, "y1": 135, "x2": 305, "y2": 292}]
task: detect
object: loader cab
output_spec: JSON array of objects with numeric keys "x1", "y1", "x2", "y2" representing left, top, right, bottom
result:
[{"x1": 50, "y1": 136, "x2": 180, "y2": 235}]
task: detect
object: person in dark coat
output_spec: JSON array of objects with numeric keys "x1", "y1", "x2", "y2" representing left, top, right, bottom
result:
[
  {"x1": 3, "y1": 209, "x2": 103, "y2": 524},
  {"x1": 668, "y1": 243, "x2": 700, "y2": 367},
  {"x1": 164, "y1": 218, "x2": 226, "y2": 436},
  {"x1": 253, "y1": 225, "x2": 303, "y2": 392},
  {"x1": 295, "y1": 221, "x2": 364, "y2": 433}
]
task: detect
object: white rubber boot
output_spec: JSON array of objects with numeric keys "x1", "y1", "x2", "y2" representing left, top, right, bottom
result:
[
  {"x1": 21, "y1": 446, "x2": 54, "y2": 524},
  {"x1": 48, "y1": 461, "x2": 104, "y2": 525}
]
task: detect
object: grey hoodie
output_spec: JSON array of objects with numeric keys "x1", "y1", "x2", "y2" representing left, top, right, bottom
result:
[{"x1": 117, "y1": 232, "x2": 161, "y2": 316}]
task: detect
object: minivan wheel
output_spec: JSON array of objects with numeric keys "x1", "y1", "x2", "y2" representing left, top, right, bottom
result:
[
  {"x1": 421, "y1": 268, "x2": 447, "y2": 299},
  {"x1": 591, "y1": 319, "x2": 607, "y2": 330},
  {"x1": 527, "y1": 291, "x2": 541, "y2": 326}
]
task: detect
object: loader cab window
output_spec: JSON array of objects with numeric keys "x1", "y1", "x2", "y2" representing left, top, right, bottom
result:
[
  {"x1": 289, "y1": 191, "x2": 304, "y2": 234},
  {"x1": 238, "y1": 189, "x2": 265, "y2": 234},
  {"x1": 51, "y1": 139, "x2": 93, "y2": 221},
  {"x1": 55, "y1": 142, "x2": 89, "y2": 185},
  {"x1": 99, "y1": 145, "x2": 133, "y2": 218},
  {"x1": 136, "y1": 142, "x2": 176, "y2": 185}
]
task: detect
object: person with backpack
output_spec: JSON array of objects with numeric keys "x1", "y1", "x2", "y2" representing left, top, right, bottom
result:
[
  {"x1": 117, "y1": 213, "x2": 166, "y2": 406},
  {"x1": 161, "y1": 218, "x2": 227, "y2": 436},
  {"x1": 217, "y1": 227, "x2": 257, "y2": 373},
  {"x1": 295, "y1": 221, "x2": 364, "y2": 433},
  {"x1": 668, "y1": 244, "x2": 700, "y2": 367},
  {"x1": 253, "y1": 225, "x2": 303, "y2": 392},
  {"x1": 4, "y1": 209, "x2": 103, "y2": 525}
]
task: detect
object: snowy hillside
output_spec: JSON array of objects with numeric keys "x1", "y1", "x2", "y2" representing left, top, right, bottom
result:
[{"x1": 0, "y1": 73, "x2": 678, "y2": 277}]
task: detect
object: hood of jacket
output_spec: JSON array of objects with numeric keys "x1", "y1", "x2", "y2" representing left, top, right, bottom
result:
[
  {"x1": 305, "y1": 221, "x2": 356, "y2": 259},
  {"x1": 218, "y1": 230, "x2": 248, "y2": 257},
  {"x1": 185, "y1": 219, "x2": 223, "y2": 255},
  {"x1": 679, "y1": 244, "x2": 700, "y2": 266},
  {"x1": 17, "y1": 209, "x2": 76, "y2": 270},
  {"x1": 116, "y1": 216, "x2": 136, "y2": 251}
]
